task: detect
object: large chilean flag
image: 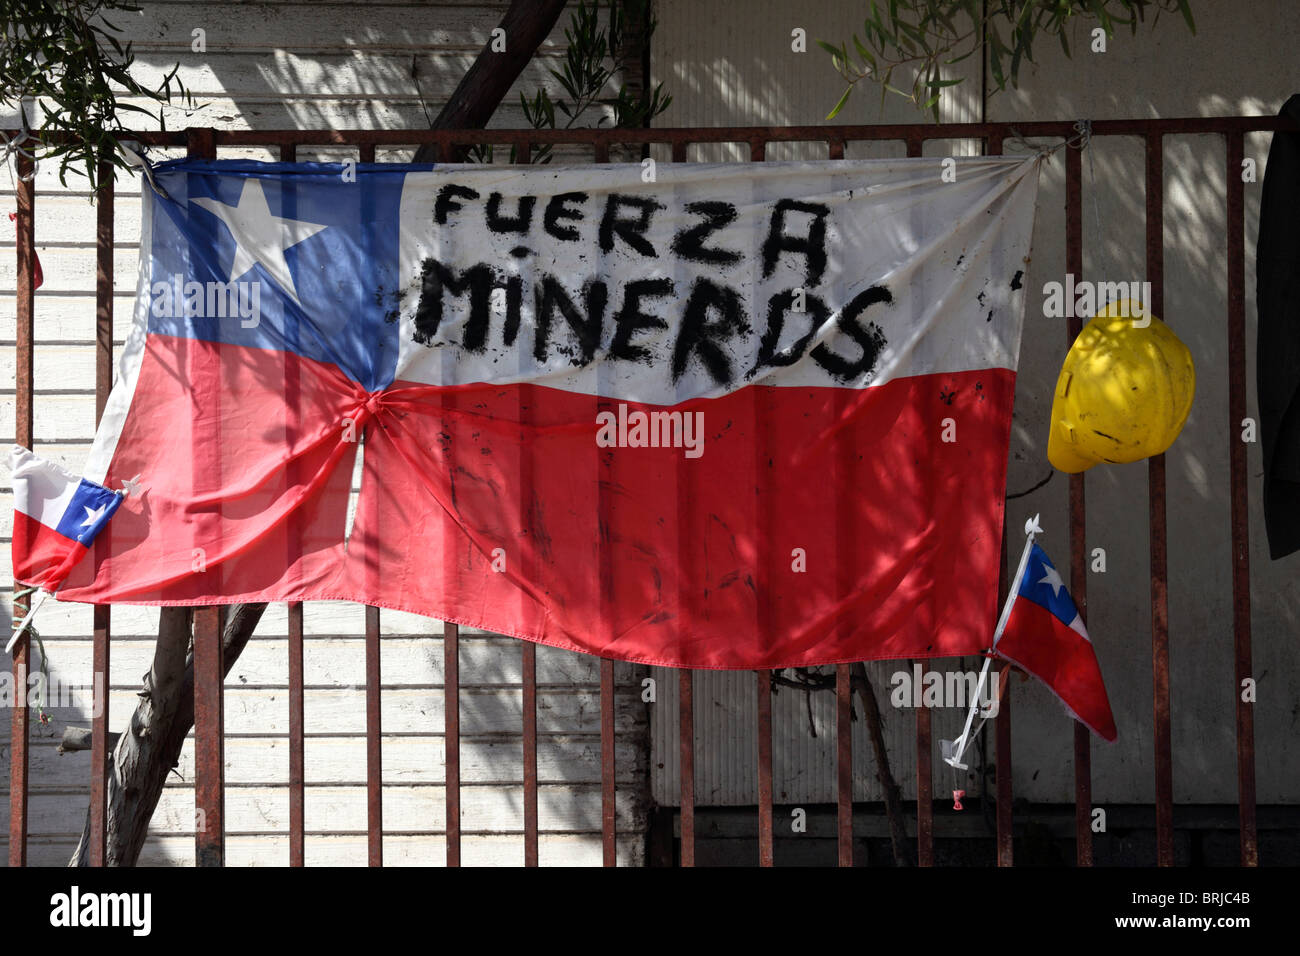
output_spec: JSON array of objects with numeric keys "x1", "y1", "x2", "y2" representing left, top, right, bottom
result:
[{"x1": 46, "y1": 154, "x2": 1041, "y2": 668}]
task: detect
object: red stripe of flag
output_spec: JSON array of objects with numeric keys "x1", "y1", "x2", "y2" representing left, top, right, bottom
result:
[{"x1": 997, "y1": 597, "x2": 1118, "y2": 741}]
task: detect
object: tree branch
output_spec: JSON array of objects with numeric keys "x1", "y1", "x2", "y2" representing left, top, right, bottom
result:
[
  {"x1": 69, "y1": 603, "x2": 267, "y2": 866},
  {"x1": 851, "y1": 662, "x2": 915, "y2": 866},
  {"x1": 771, "y1": 664, "x2": 914, "y2": 865},
  {"x1": 58, "y1": 727, "x2": 121, "y2": 754}
]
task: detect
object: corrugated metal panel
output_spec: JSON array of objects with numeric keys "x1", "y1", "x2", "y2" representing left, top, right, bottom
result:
[{"x1": 651, "y1": 662, "x2": 986, "y2": 806}]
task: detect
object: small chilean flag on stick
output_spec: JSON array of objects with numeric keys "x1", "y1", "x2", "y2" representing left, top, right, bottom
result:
[
  {"x1": 943, "y1": 514, "x2": 1116, "y2": 771},
  {"x1": 995, "y1": 514, "x2": 1118, "y2": 742},
  {"x1": 7, "y1": 446, "x2": 122, "y2": 652}
]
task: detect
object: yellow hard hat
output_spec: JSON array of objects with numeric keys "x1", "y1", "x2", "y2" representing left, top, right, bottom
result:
[{"x1": 1047, "y1": 300, "x2": 1196, "y2": 473}]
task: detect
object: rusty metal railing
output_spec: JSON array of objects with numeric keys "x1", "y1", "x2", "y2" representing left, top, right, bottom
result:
[{"x1": 6, "y1": 116, "x2": 1290, "y2": 867}]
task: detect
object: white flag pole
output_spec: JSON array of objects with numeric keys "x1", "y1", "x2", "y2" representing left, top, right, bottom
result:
[
  {"x1": 5, "y1": 589, "x2": 49, "y2": 655},
  {"x1": 942, "y1": 514, "x2": 1042, "y2": 770},
  {"x1": 944, "y1": 654, "x2": 993, "y2": 770}
]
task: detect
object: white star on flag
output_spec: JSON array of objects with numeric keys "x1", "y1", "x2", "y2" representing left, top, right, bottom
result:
[
  {"x1": 81, "y1": 503, "x2": 107, "y2": 528},
  {"x1": 1037, "y1": 563, "x2": 1065, "y2": 597},
  {"x1": 191, "y1": 179, "x2": 328, "y2": 306}
]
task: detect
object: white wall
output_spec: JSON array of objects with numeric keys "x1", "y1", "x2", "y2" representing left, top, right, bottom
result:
[{"x1": 1, "y1": 0, "x2": 649, "y2": 866}]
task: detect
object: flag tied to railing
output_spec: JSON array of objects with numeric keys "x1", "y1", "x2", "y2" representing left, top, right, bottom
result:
[{"x1": 15, "y1": 154, "x2": 1041, "y2": 668}]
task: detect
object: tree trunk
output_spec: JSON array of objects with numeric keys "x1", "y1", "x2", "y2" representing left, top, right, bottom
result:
[
  {"x1": 852, "y1": 662, "x2": 915, "y2": 866},
  {"x1": 69, "y1": 604, "x2": 266, "y2": 866},
  {"x1": 412, "y1": 0, "x2": 569, "y2": 162}
]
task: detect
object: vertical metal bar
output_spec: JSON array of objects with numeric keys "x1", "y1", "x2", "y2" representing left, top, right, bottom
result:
[
  {"x1": 288, "y1": 602, "x2": 304, "y2": 866},
  {"x1": 996, "y1": 526, "x2": 1013, "y2": 866},
  {"x1": 1226, "y1": 130, "x2": 1258, "y2": 867},
  {"x1": 982, "y1": 128, "x2": 1024, "y2": 874},
  {"x1": 89, "y1": 158, "x2": 115, "y2": 867},
  {"x1": 1145, "y1": 132, "x2": 1174, "y2": 867},
  {"x1": 278, "y1": 141, "x2": 306, "y2": 868},
  {"x1": 1064, "y1": 138, "x2": 1093, "y2": 867},
  {"x1": 93, "y1": 154, "x2": 114, "y2": 448},
  {"x1": 679, "y1": 670, "x2": 695, "y2": 867},
  {"x1": 366, "y1": 604, "x2": 382, "y2": 866},
  {"x1": 836, "y1": 665, "x2": 852, "y2": 866},
  {"x1": 362, "y1": 139, "x2": 382, "y2": 863},
  {"x1": 903, "y1": 133, "x2": 935, "y2": 868},
  {"x1": 995, "y1": 663, "x2": 1013, "y2": 865},
  {"x1": 749, "y1": 137, "x2": 775, "y2": 869},
  {"x1": 978, "y1": 128, "x2": 1020, "y2": 866},
  {"x1": 990, "y1": 133, "x2": 1022, "y2": 879},
  {"x1": 513, "y1": 138, "x2": 540, "y2": 868},
  {"x1": 90, "y1": 620, "x2": 110, "y2": 866},
  {"x1": 445, "y1": 622, "x2": 461, "y2": 866},
  {"x1": 591, "y1": 139, "x2": 617, "y2": 868},
  {"x1": 8, "y1": 595, "x2": 28, "y2": 869},
  {"x1": 671, "y1": 136, "x2": 694, "y2": 869},
  {"x1": 827, "y1": 134, "x2": 854, "y2": 869},
  {"x1": 956, "y1": 145, "x2": 1028, "y2": 832},
  {"x1": 193, "y1": 606, "x2": 225, "y2": 867},
  {"x1": 8, "y1": 150, "x2": 34, "y2": 868},
  {"x1": 188, "y1": 126, "x2": 216, "y2": 159},
  {"x1": 185, "y1": 127, "x2": 226, "y2": 869},
  {"x1": 522, "y1": 641, "x2": 538, "y2": 866},
  {"x1": 756, "y1": 670, "x2": 774, "y2": 867},
  {"x1": 916, "y1": 697, "x2": 933, "y2": 866},
  {"x1": 601, "y1": 658, "x2": 617, "y2": 866}
]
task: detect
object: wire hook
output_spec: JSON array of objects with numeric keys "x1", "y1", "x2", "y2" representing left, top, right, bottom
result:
[{"x1": 1004, "y1": 118, "x2": 1093, "y2": 163}]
